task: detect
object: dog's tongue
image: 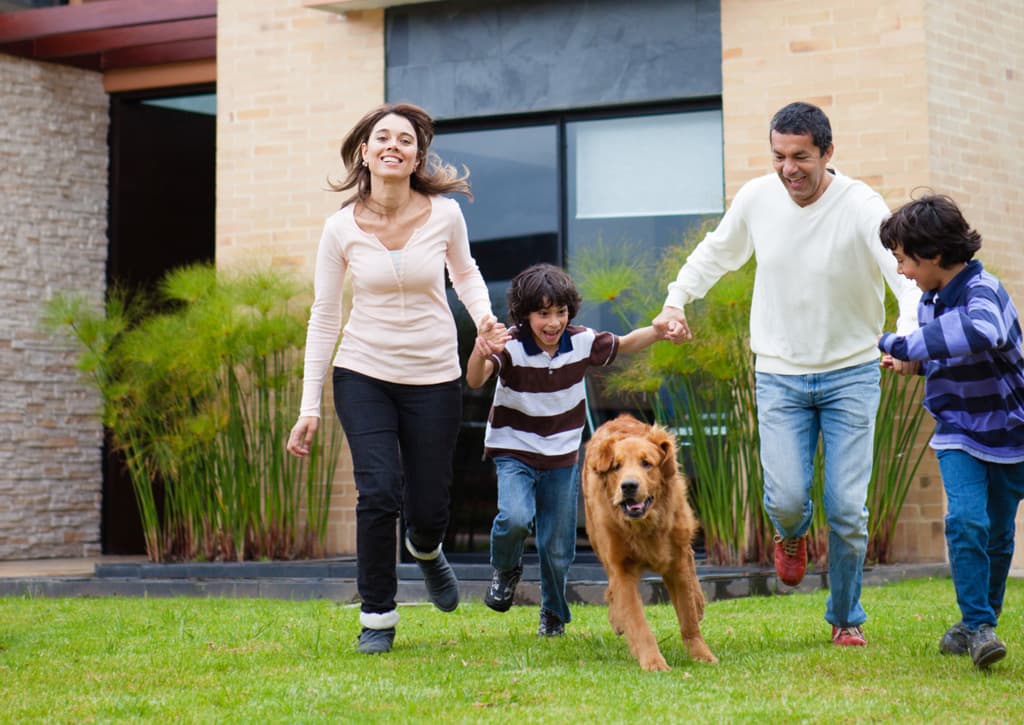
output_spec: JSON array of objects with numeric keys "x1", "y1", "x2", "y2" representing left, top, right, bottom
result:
[{"x1": 627, "y1": 501, "x2": 645, "y2": 513}]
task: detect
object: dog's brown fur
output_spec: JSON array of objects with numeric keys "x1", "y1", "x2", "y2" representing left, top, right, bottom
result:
[{"x1": 582, "y1": 414, "x2": 717, "y2": 671}]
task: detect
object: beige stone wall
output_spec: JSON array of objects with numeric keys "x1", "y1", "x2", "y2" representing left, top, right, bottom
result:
[
  {"x1": 720, "y1": 0, "x2": 945, "y2": 561},
  {"x1": 0, "y1": 54, "x2": 108, "y2": 559},
  {"x1": 215, "y1": 1, "x2": 386, "y2": 554},
  {"x1": 925, "y1": 0, "x2": 1024, "y2": 570}
]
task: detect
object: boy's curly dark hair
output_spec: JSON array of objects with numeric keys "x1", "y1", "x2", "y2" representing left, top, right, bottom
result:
[
  {"x1": 506, "y1": 263, "x2": 581, "y2": 327},
  {"x1": 879, "y1": 194, "x2": 982, "y2": 268}
]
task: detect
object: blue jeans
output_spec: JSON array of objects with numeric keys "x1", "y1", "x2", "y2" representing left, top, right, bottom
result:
[
  {"x1": 936, "y1": 449, "x2": 1024, "y2": 630},
  {"x1": 490, "y1": 456, "x2": 579, "y2": 624},
  {"x1": 333, "y1": 367, "x2": 462, "y2": 616},
  {"x1": 756, "y1": 361, "x2": 880, "y2": 628}
]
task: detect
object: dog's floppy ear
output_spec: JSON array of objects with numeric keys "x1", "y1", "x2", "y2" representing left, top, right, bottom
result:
[
  {"x1": 586, "y1": 434, "x2": 617, "y2": 474},
  {"x1": 648, "y1": 424, "x2": 680, "y2": 478}
]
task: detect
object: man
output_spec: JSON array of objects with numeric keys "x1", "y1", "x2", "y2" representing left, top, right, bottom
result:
[{"x1": 652, "y1": 101, "x2": 919, "y2": 646}]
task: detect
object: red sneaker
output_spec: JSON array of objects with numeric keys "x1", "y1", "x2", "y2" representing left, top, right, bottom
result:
[
  {"x1": 832, "y1": 625, "x2": 867, "y2": 646},
  {"x1": 773, "y1": 534, "x2": 807, "y2": 586}
]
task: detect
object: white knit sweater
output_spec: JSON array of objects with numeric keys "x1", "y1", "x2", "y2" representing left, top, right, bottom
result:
[{"x1": 665, "y1": 171, "x2": 919, "y2": 374}]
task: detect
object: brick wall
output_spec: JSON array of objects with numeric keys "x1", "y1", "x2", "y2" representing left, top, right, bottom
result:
[
  {"x1": 0, "y1": 54, "x2": 108, "y2": 559},
  {"x1": 925, "y1": 0, "x2": 1024, "y2": 569},
  {"x1": 215, "y1": 0, "x2": 386, "y2": 554}
]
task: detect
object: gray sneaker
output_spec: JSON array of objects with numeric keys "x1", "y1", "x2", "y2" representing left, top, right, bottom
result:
[
  {"x1": 358, "y1": 627, "x2": 395, "y2": 654},
  {"x1": 538, "y1": 608, "x2": 565, "y2": 637},
  {"x1": 968, "y1": 624, "x2": 1007, "y2": 669},
  {"x1": 939, "y1": 621, "x2": 970, "y2": 655}
]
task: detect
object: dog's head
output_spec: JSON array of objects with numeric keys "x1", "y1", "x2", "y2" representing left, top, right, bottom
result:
[{"x1": 585, "y1": 419, "x2": 679, "y2": 521}]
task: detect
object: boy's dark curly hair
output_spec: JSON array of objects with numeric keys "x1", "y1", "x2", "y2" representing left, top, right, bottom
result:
[
  {"x1": 879, "y1": 194, "x2": 982, "y2": 267},
  {"x1": 506, "y1": 263, "x2": 581, "y2": 327}
]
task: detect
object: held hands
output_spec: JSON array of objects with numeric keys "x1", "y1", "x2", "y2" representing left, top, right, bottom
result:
[
  {"x1": 286, "y1": 416, "x2": 319, "y2": 458},
  {"x1": 877, "y1": 336, "x2": 920, "y2": 376},
  {"x1": 652, "y1": 306, "x2": 693, "y2": 344},
  {"x1": 476, "y1": 314, "x2": 510, "y2": 357},
  {"x1": 880, "y1": 354, "x2": 920, "y2": 376}
]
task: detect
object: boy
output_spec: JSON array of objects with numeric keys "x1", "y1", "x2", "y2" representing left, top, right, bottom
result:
[
  {"x1": 877, "y1": 194, "x2": 1024, "y2": 669},
  {"x1": 466, "y1": 263, "x2": 663, "y2": 636}
]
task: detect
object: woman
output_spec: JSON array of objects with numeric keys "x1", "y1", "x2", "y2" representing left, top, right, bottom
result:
[{"x1": 287, "y1": 103, "x2": 504, "y2": 655}]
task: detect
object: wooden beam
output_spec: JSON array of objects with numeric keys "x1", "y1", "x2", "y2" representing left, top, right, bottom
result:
[
  {"x1": 0, "y1": 0, "x2": 216, "y2": 44},
  {"x1": 31, "y1": 17, "x2": 216, "y2": 59},
  {"x1": 304, "y1": 0, "x2": 435, "y2": 14},
  {"x1": 100, "y1": 37, "x2": 216, "y2": 70},
  {"x1": 103, "y1": 58, "x2": 216, "y2": 93}
]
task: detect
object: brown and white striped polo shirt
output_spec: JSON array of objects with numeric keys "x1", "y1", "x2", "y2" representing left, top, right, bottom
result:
[{"x1": 483, "y1": 324, "x2": 618, "y2": 470}]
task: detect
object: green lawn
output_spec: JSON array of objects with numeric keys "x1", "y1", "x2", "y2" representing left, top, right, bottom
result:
[{"x1": 1, "y1": 577, "x2": 1020, "y2": 723}]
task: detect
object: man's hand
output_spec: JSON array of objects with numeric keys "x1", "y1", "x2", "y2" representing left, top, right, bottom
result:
[{"x1": 652, "y1": 306, "x2": 693, "y2": 344}]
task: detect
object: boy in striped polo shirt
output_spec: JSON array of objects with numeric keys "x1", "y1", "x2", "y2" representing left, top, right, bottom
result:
[
  {"x1": 466, "y1": 263, "x2": 662, "y2": 636},
  {"x1": 877, "y1": 194, "x2": 1024, "y2": 669}
]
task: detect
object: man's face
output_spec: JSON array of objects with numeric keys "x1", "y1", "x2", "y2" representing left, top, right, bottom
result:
[{"x1": 771, "y1": 130, "x2": 834, "y2": 207}]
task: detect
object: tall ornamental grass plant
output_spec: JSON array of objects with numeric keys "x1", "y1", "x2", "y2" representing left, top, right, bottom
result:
[
  {"x1": 43, "y1": 264, "x2": 341, "y2": 562},
  {"x1": 573, "y1": 221, "x2": 928, "y2": 566}
]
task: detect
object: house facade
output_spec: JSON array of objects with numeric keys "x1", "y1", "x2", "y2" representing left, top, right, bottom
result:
[{"x1": 2, "y1": 0, "x2": 1022, "y2": 566}]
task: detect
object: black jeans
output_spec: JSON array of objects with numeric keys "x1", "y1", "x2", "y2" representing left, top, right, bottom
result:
[{"x1": 333, "y1": 367, "x2": 462, "y2": 615}]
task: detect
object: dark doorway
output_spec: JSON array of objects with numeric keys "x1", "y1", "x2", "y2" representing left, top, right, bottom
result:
[{"x1": 102, "y1": 85, "x2": 216, "y2": 554}]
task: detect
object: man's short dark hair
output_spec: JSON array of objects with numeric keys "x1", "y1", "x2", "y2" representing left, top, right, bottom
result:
[
  {"x1": 770, "y1": 102, "x2": 833, "y2": 155},
  {"x1": 879, "y1": 194, "x2": 982, "y2": 267},
  {"x1": 506, "y1": 263, "x2": 581, "y2": 328}
]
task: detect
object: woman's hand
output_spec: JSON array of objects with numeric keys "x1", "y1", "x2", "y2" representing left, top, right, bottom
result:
[{"x1": 287, "y1": 416, "x2": 320, "y2": 458}]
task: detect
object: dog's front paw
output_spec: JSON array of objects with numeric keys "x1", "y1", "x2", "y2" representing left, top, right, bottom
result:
[
  {"x1": 638, "y1": 651, "x2": 671, "y2": 672},
  {"x1": 686, "y1": 637, "x2": 718, "y2": 663}
]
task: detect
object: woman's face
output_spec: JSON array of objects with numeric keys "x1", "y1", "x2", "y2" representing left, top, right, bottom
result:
[{"x1": 361, "y1": 113, "x2": 420, "y2": 180}]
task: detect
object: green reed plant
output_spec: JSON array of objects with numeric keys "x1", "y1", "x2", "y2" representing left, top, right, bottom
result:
[
  {"x1": 574, "y1": 223, "x2": 772, "y2": 565},
  {"x1": 574, "y1": 221, "x2": 928, "y2": 566},
  {"x1": 43, "y1": 264, "x2": 341, "y2": 562}
]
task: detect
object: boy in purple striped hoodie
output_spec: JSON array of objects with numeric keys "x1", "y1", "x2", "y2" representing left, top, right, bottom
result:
[{"x1": 877, "y1": 194, "x2": 1024, "y2": 669}]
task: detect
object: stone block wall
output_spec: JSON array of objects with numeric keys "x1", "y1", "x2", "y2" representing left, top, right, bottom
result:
[
  {"x1": 216, "y1": 0, "x2": 386, "y2": 555},
  {"x1": 0, "y1": 54, "x2": 108, "y2": 559}
]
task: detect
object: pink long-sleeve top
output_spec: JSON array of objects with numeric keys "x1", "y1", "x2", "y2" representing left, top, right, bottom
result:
[{"x1": 298, "y1": 194, "x2": 493, "y2": 418}]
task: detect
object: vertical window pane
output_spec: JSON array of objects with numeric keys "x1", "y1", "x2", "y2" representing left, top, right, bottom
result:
[
  {"x1": 432, "y1": 125, "x2": 560, "y2": 555},
  {"x1": 567, "y1": 110, "x2": 724, "y2": 333},
  {"x1": 433, "y1": 124, "x2": 559, "y2": 297},
  {"x1": 575, "y1": 111, "x2": 724, "y2": 218}
]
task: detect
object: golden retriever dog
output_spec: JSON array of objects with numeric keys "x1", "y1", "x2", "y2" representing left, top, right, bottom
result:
[{"x1": 582, "y1": 414, "x2": 717, "y2": 671}]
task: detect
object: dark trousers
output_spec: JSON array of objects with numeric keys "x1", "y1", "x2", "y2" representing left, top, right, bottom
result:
[{"x1": 333, "y1": 367, "x2": 462, "y2": 615}]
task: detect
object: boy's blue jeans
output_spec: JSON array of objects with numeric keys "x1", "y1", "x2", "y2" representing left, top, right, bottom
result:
[
  {"x1": 936, "y1": 449, "x2": 1024, "y2": 630},
  {"x1": 490, "y1": 456, "x2": 579, "y2": 624},
  {"x1": 756, "y1": 361, "x2": 880, "y2": 629}
]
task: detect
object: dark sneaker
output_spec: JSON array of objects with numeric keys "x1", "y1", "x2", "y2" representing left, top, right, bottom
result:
[
  {"x1": 939, "y1": 621, "x2": 970, "y2": 656},
  {"x1": 358, "y1": 627, "x2": 395, "y2": 654},
  {"x1": 968, "y1": 624, "x2": 1006, "y2": 669},
  {"x1": 406, "y1": 536, "x2": 459, "y2": 612},
  {"x1": 416, "y1": 551, "x2": 460, "y2": 612},
  {"x1": 484, "y1": 564, "x2": 523, "y2": 613},
  {"x1": 831, "y1": 625, "x2": 867, "y2": 647},
  {"x1": 774, "y1": 534, "x2": 808, "y2": 586},
  {"x1": 538, "y1": 608, "x2": 564, "y2": 637}
]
